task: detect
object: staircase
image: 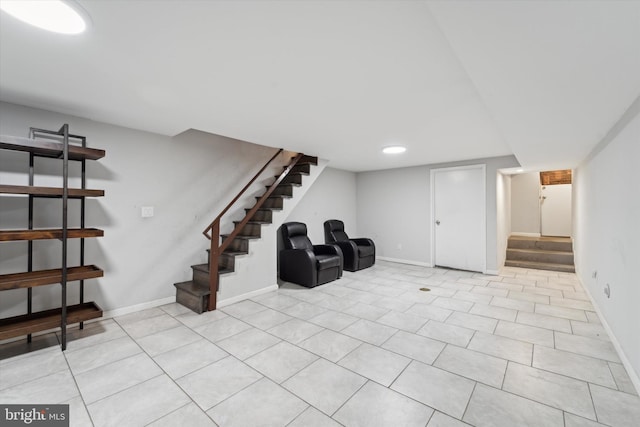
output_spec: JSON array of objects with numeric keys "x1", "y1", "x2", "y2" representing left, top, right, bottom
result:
[
  {"x1": 174, "y1": 152, "x2": 318, "y2": 313},
  {"x1": 505, "y1": 235, "x2": 575, "y2": 273}
]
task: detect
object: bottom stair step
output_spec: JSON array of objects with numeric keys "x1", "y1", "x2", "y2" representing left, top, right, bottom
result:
[
  {"x1": 504, "y1": 259, "x2": 575, "y2": 273},
  {"x1": 174, "y1": 280, "x2": 210, "y2": 314}
]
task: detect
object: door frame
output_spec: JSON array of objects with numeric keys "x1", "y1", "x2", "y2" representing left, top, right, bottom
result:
[{"x1": 430, "y1": 164, "x2": 487, "y2": 273}]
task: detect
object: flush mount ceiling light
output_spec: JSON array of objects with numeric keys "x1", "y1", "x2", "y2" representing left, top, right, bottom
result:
[
  {"x1": 382, "y1": 145, "x2": 407, "y2": 154},
  {"x1": 0, "y1": 0, "x2": 89, "y2": 34}
]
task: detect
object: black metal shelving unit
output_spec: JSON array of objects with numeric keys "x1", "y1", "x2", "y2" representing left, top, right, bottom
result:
[{"x1": 0, "y1": 125, "x2": 105, "y2": 350}]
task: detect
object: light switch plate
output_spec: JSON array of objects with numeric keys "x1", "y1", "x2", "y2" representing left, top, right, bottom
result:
[{"x1": 141, "y1": 206, "x2": 154, "y2": 218}]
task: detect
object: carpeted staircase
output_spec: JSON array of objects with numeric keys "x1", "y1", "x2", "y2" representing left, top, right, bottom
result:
[{"x1": 505, "y1": 235, "x2": 575, "y2": 273}]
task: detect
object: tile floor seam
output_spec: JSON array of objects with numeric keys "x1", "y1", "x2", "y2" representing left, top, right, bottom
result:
[
  {"x1": 327, "y1": 378, "x2": 370, "y2": 418},
  {"x1": 84, "y1": 372, "x2": 165, "y2": 408},
  {"x1": 607, "y1": 363, "x2": 638, "y2": 396},
  {"x1": 482, "y1": 381, "x2": 577, "y2": 422},
  {"x1": 502, "y1": 363, "x2": 599, "y2": 421},
  {"x1": 58, "y1": 325, "x2": 125, "y2": 354},
  {"x1": 499, "y1": 357, "x2": 509, "y2": 390},
  {"x1": 465, "y1": 330, "x2": 478, "y2": 349},
  {"x1": 585, "y1": 382, "x2": 611, "y2": 427},
  {"x1": 261, "y1": 351, "x2": 319, "y2": 385},
  {"x1": 185, "y1": 354, "x2": 264, "y2": 412},
  {"x1": 460, "y1": 380, "x2": 480, "y2": 424},
  {"x1": 0, "y1": 357, "x2": 69, "y2": 392},
  {"x1": 142, "y1": 402, "x2": 207, "y2": 426},
  {"x1": 61, "y1": 341, "x2": 96, "y2": 427}
]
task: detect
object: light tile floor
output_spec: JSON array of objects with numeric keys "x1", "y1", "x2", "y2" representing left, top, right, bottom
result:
[{"x1": 1, "y1": 261, "x2": 639, "y2": 426}]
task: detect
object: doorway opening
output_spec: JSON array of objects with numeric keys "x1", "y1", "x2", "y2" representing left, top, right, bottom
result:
[{"x1": 540, "y1": 169, "x2": 572, "y2": 237}]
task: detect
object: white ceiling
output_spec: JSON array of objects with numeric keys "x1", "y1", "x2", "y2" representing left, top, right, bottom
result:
[{"x1": 1, "y1": 0, "x2": 638, "y2": 172}]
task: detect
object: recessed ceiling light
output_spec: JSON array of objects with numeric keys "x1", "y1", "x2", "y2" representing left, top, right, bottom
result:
[
  {"x1": 0, "y1": 0, "x2": 89, "y2": 35},
  {"x1": 382, "y1": 146, "x2": 406, "y2": 154}
]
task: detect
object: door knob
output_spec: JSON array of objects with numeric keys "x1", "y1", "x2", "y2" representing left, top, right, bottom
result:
[{"x1": 435, "y1": 220, "x2": 441, "y2": 225}]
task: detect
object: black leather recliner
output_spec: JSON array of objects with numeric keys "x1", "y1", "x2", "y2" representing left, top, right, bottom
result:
[
  {"x1": 324, "y1": 219, "x2": 375, "y2": 272},
  {"x1": 279, "y1": 222, "x2": 343, "y2": 288}
]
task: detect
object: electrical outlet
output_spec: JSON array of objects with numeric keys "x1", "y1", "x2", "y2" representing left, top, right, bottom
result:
[
  {"x1": 592, "y1": 270, "x2": 598, "y2": 279},
  {"x1": 604, "y1": 283, "x2": 611, "y2": 298},
  {"x1": 141, "y1": 206, "x2": 154, "y2": 218}
]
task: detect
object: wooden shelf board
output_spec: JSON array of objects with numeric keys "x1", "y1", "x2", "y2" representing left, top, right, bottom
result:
[
  {"x1": 0, "y1": 185, "x2": 104, "y2": 198},
  {"x1": 0, "y1": 265, "x2": 103, "y2": 291},
  {"x1": 0, "y1": 228, "x2": 104, "y2": 242},
  {"x1": 0, "y1": 302, "x2": 103, "y2": 341},
  {"x1": 0, "y1": 135, "x2": 105, "y2": 160}
]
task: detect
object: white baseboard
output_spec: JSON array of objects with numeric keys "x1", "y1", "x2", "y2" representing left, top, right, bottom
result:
[
  {"x1": 217, "y1": 285, "x2": 279, "y2": 308},
  {"x1": 377, "y1": 256, "x2": 432, "y2": 268},
  {"x1": 576, "y1": 272, "x2": 640, "y2": 395},
  {"x1": 100, "y1": 285, "x2": 278, "y2": 320},
  {"x1": 102, "y1": 296, "x2": 176, "y2": 319},
  {"x1": 510, "y1": 232, "x2": 541, "y2": 237}
]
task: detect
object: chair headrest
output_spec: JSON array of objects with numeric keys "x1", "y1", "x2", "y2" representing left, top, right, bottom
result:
[
  {"x1": 324, "y1": 219, "x2": 344, "y2": 232},
  {"x1": 281, "y1": 222, "x2": 313, "y2": 250},
  {"x1": 324, "y1": 219, "x2": 349, "y2": 242}
]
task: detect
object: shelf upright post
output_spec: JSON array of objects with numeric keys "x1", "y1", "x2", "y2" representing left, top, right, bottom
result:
[
  {"x1": 27, "y1": 129, "x2": 35, "y2": 343},
  {"x1": 79, "y1": 135, "x2": 87, "y2": 330},
  {"x1": 60, "y1": 124, "x2": 69, "y2": 350}
]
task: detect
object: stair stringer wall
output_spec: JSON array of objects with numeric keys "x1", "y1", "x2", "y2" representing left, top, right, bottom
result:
[{"x1": 217, "y1": 158, "x2": 329, "y2": 304}]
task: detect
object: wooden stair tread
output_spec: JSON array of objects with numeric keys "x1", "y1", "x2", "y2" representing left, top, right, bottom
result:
[
  {"x1": 257, "y1": 195, "x2": 291, "y2": 200},
  {"x1": 0, "y1": 135, "x2": 105, "y2": 160},
  {"x1": 191, "y1": 263, "x2": 234, "y2": 275},
  {"x1": 0, "y1": 302, "x2": 102, "y2": 341},
  {"x1": 275, "y1": 172, "x2": 306, "y2": 178},
  {"x1": 274, "y1": 181, "x2": 301, "y2": 187},
  {"x1": 251, "y1": 206, "x2": 282, "y2": 211},
  {"x1": 509, "y1": 235, "x2": 572, "y2": 243},
  {"x1": 297, "y1": 155, "x2": 318, "y2": 165},
  {"x1": 174, "y1": 280, "x2": 210, "y2": 296},
  {"x1": 0, "y1": 228, "x2": 104, "y2": 241},
  {"x1": 504, "y1": 259, "x2": 575, "y2": 273},
  {"x1": 207, "y1": 248, "x2": 249, "y2": 255},
  {"x1": 507, "y1": 248, "x2": 573, "y2": 255},
  {"x1": 221, "y1": 234, "x2": 260, "y2": 240},
  {"x1": 0, "y1": 265, "x2": 104, "y2": 291},
  {"x1": 0, "y1": 185, "x2": 104, "y2": 198},
  {"x1": 233, "y1": 220, "x2": 270, "y2": 225},
  {"x1": 223, "y1": 250, "x2": 249, "y2": 256}
]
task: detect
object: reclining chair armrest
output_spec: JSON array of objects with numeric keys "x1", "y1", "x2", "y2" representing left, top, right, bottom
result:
[
  {"x1": 352, "y1": 238, "x2": 375, "y2": 247},
  {"x1": 313, "y1": 244, "x2": 343, "y2": 257},
  {"x1": 313, "y1": 244, "x2": 344, "y2": 277},
  {"x1": 280, "y1": 248, "x2": 315, "y2": 265}
]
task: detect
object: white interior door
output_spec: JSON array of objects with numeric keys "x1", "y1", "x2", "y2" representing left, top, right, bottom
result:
[
  {"x1": 432, "y1": 165, "x2": 485, "y2": 272},
  {"x1": 540, "y1": 184, "x2": 572, "y2": 237}
]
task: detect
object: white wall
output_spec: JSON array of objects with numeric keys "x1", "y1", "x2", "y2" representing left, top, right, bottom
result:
[
  {"x1": 286, "y1": 167, "x2": 357, "y2": 244},
  {"x1": 357, "y1": 155, "x2": 519, "y2": 272},
  {"x1": 356, "y1": 165, "x2": 429, "y2": 265},
  {"x1": 496, "y1": 172, "x2": 512, "y2": 269},
  {"x1": 510, "y1": 172, "x2": 540, "y2": 235},
  {"x1": 573, "y1": 96, "x2": 640, "y2": 390},
  {"x1": 0, "y1": 102, "x2": 284, "y2": 316}
]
